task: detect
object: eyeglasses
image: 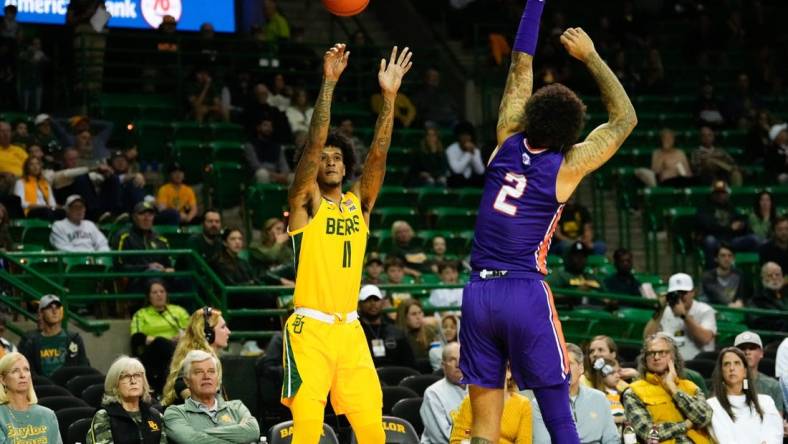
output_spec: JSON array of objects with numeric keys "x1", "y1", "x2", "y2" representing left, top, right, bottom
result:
[
  {"x1": 645, "y1": 350, "x2": 670, "y2": 359},
  {"x1": 119, "y1": 372, "x2": 144, "y2": 383}
]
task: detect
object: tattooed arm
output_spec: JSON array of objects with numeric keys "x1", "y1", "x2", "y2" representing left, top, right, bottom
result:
[
  {"x1": 557, "y1": 28, "x2": 637, "y2": 201},
  {"x1": 352, "y1": 47, "x2": 413, "y2": 224},
  {"x1": 288, "y1": 43, "x2": 349, "y2": 231},
  {"x1": 496, "y1": 52, "x2": 534, "y2": 146}
]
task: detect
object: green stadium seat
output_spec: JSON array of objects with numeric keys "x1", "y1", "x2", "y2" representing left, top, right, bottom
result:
[
  {"x1": 387, "y1": 147, "x2": 411, "y2": 166},
  {"x1": 729, "y1": 186, "x2": 761, "y2": 208},
  {"x1": 558, "y1": 317, "x2": 591, "y2": 339},
  {"x1": 617, "y1": 307, "x2": 655, "y2": 324},
  {"x1": 153, "y1": 225, "x2": 194, "y2": 249},
  {"x1": 376, "y1": 187, "x2": 419, "y2": 208},
  {"x1": 457, "y1": 188, "x2": 483, "y2": 208},
  {"x1": 371, "y1": 207, "x2": 421, "y2": 230},
  {"x1": 418, "y1": 188, "x2": 458, "y2": 209},
  {"x1": 428, "y1": 208, "x2": 476, "y2": 230},
  {"x1": 568, "y1": 308, "x2": 615, "y2": 320},
  {"x1": 210, "y1": 141, "x2": 247, "y2": 165},
  {"x1": 173, "y1": 121, "x2": 210, "y2": 141},
  {"x1": 547, "y1": 255, "x2": 564, "y2": 269},
  {"x1": 642, "y1": 187, "x2": 683, "y2": 231},
  {"x1": 682, "y1": 187, "x2": 711, "y2": 208},
  {"x1": 171, "y1": 140, "x2": 212, "y2": 183},
  {"x1": 244, "y1": 184, "x2": 289, "y2": 230},
  {"x1": 210, "y1": 122, "x2": 245, "y2": 142},
  {"x1": 134, "y1": 120, "x2": 173, "y2": 159},
  {"x1": 207, "y1": 162, "x2": 245, "y2": 209},
  {"x1": 21, "y1": 222, "x2": 53, "y2": 249}
]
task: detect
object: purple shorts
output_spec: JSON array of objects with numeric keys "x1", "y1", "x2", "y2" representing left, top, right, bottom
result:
[{"x1": 459, "y1": 276, "x2": 570, "y2": 389}]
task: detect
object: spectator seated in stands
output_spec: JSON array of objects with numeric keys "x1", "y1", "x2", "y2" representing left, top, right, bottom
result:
[
  {"x1": 750, "y1": 262, "x2": 786, "y2": 331},
  {"x1": 19, "y1": 294, "x2": 90, "y2": 377},
  {"x1": 428, "y1": 260, "x2": 463, "y2": 308},
  {"x1": 130, "y1": 280, "x2": 190, "y2": 395},
  {"x1": 285, "y1": 88, "x2": 313, "y2": 133},
  {"x1": 547, "y1": 241, "x2": 604, "y2": 308},
  {"x1": 87, "y1": 356, "x2": 165, "y2": 444},
  {"x1": 691, "y1": 126, "x2": 742, "y2": 186},
  {"x1": 428, "y1": 236, "x2": 457, "y2": 273},
  {"x1": 261, "y1": 0, "x2": 290, "y2": 42},
  {"x1": 187, "y1": 209, "x2": 223, "y2": 262},
  {"x1": 14, "y1": 156, "x2": 64, "y2": 220},
  {"x1": 268, "y1": 73, "x2": 292, "y2": 112},
  {"x1": 249, "y1": 217, "x2": 292, "y2": 271},
  {"x1": 700, "y1": 244, "x2": 750, "y2": 307},
  {"x1": 100, "y1": 150, "x2": 146, "y2": 219},
  {"x1": 337, "y1": 117, "x2": 367, "y2": 176},
  {"x1": 644, "y1": 273, "x2": 716, "y2": 361},
  {"x1": 734, "y1": 332, "x2": 785, "y2": 416},
  {"x1": 759, "y1": 216, "x2": 787, "y2": 272},
  {"x1": 706, "y1": 347, "x2": 783, "y2": 444},
  {"x1": 50, "y1": 147, "x2": 109, "y2": 220},
  {"x1": 383, "y1": 256, "x2": 415, "y2": 304},
  {"x1": 445, "y1": 121, "x2": 484, "y2": 188},
  {"x1": 31, "y1": 114, "x2": 62, "y2": 158},
  {"x1": 49, "y1": 194, "x2": 109, "y2": 252},
  {"x1": 389, "y1": 220, "x2": 428, "y2": 276},
  {"x1": 586, "y1": 357, "x2": 626, "y2": 428},
  {"x1": 211, "y1": 228, "x2": 258, "y2": 286},
  {"x1": 113, "y1": 201, "x2": 173, "y2": 276},
  {"x1": 0, "y1": 120, "x2": 28, "y2": 193},
  {"x1": 696, "y1": 180, "x2": 759, "y2": 269},
  {"x1": 454, "y1": 365, "x2": 532, "y2": 443},
  {"x1": 243, "y1": 83, "x2": 293, "y2": 144},
  {"x1": 749, "y1": 191, "x2": 776, "y2": 245},
  {"x1": 53, "y1": 115, "x2": 114, "y2": 162},
  {"x1": 0, "y1": 352, "x2": 61, "y2": 443},
  {"x1": 162, "y1": 308, "x2": 230, "y2": 407},
  {"x1": 551, "y1": 198, "x2": 606, "y2": 256},
  {"x1": 636, "y1": 128, "x2": 695, "y2": 188},
  {"x1": 428, "y1": 314, "x2": 458, "y2": 372},
  {"x1": 245, "y1": 117, "x2": 290, "y2": 185},
  {"x1": 765, "y1": 123, "x2": 787, "y2": 184},
  {"x1": 186, "y1": 67, "x2": 226, "y2": 123},
  {"x1": 696, "y1": 82, "x2": 726, "y2": 128},
  {"x1": 156, "y1": 162, "x2": 198, "y2": 225},
  {"x1": 12, "y1": 121, "x2": 32, "y2": 149},
  {"x1": 420, "y1": 342, "x2": 467, "y2": 444},
  {"x1": 0, "y1": 314, "x2": 18, "y2": 356},
  {"x1": 529, "y1": 343, "x2": 618, "y2": 444},
  {"x1": 583, "y1": 335, "x2": 636, "y2": 386},
  {"x1": 362, "y1": 255, "x2": 384, "y2": 285},
  {"x1": 163, "y1": 350, "x2": 259, "y2": 444},
  {"x1": 622, "y1": 333, "x2": 712, "y2": 443},
  {"x1": 396, "y1": 299, "x2": 438, "y2": 363},
  {"x1": 603, "y1": 248, "x2": 641, "y2": 296},
  {"x1": 412, "y1": 67, "x2": 458, "y2": 128},
  {"x1": 410, "y1": 126, "x2": 448, "y2": 187},
  {"x1": 358, "y1": 285, "x2": 416, "y2": 369}
]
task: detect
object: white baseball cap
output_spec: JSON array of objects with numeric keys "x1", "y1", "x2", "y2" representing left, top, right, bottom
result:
[
  {"x1": 668, "y1": 273, "x2": 694, "y2": 292},
  {"x1": 358, "y1": 284, "x2": 383, "y2": 301},
  {"x1": 65, "y1": 194, "x2": 84, "y2": 207},
  {"x1": 39, "y1": 294, "x2": 62, "y2": 310},
  {"x1": 769, "y1": 123, "x2": 787, "y2": 142},
  {"x1": 734, "y1": 331, "x2": 762, "y2": 348},
  {"x1": 33, "y1": 113, "x2": 51, "y2": 126}
]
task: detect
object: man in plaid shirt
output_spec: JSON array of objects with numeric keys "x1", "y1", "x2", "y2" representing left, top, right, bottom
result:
[{"x1": 622, "y1": 333, "x2": 713, "y2": 443}]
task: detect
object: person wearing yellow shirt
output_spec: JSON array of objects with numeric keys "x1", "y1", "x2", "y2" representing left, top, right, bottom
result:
[
  {"x1": 0, "y1": 120, "x2": 28, "y2": 194},
  {"x1": 450, "y1": 367, "x2": 532, "y2": 444},
  {"x1": 156, "y1": 162, "x2": 198, "y2": 224}
]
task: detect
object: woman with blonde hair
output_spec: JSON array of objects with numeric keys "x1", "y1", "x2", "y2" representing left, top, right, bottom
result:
[
  {"x1": 161, "y1": 307, "x2": 231, "y2": 406},
  {"x1": 0, "y1": 352, "x2": 61, "y2": 443},
  {"x1": 249, "y1": 217, "x2": 293, "y2": 270},
  {"x1": 87, "y1": 355, "x2": 166, "y2": 444},
  {"x1": 14, "y1": 156, "x2": 63, "y2": 220}
]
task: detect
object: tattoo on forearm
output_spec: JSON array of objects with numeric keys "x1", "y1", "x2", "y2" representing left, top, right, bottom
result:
[
  {"x1": 496, "y1": 52, "x2": 533, "y2": 138},
  {"x1": 358, "y1": 94, "x2": 396, "y2": 210},
  {"x1": 308, "y1": 79, "x2": 336, "y2": 144}
]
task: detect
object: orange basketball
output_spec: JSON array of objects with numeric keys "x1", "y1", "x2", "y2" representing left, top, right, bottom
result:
[{"x1": 322, "y1": 0, "x2": 369, "y2": 16}]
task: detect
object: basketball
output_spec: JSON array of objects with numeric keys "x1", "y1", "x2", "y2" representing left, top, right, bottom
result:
[{"x1": 322, "y1": 0, "x2": 369, "y2": 17}]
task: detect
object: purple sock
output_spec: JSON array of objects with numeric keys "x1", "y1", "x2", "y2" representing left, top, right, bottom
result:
[
  {"x1": 533, "y1": 383, "x2": 581, "y2": 444},
  {"x1": 513, "y1": 0, "x2": 546, "y2": 56}
]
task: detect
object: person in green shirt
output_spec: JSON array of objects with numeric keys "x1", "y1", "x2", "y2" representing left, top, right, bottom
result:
[
  {"x1": 130, "y1": 280, "x2": 191, "y2": 395},
  {"x1": 18, "y1": 294, "x2": 90, "y2": 377},
  {"x1": 748, "y1": 191, "x2": 776, "y2": 242},
  {"x1": 0, "y1": 352, "x2": 62, "y2": 444},
  {"x1": 262, "y1": 0, "x2": 290, "y2": 42}
]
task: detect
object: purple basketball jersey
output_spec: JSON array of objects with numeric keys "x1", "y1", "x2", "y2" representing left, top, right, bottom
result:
[{"x1": 470, "y1": 132, "x2": 565, "y2": 275}]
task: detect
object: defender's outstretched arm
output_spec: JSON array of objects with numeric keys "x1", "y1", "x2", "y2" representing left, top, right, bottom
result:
[
  {"x1": 561, "y1": 28, "x2": 637, "y2": 178},
  {"x1": 352, "y1": 46, "x2": 413, "y2": 221},
  {"x1": 496, "y1": 0, "x2": 546, "y2": 145}
]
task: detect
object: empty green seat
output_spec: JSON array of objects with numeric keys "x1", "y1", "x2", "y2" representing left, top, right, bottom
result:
[
  {"x1": 429, "y1": 208, "x2": 476, "y2": 230},
  {"x1": 245, "y1": 184, "x2": 289, "y2": 229},
  {"x1": 371, "y1": 207, "x2": 421, "y2": 230}
]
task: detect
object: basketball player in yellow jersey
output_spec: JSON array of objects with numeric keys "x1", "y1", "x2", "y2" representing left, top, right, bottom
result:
[{"x1": 283, "y1": 43, "x2": 413, "y2": 444}]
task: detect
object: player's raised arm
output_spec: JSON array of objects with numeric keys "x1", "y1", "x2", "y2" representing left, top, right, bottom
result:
[
  {"x1": 288, "y1": 43, "x2": 349, "y2": 213},
  {"x1": 495, "y1": 0, "x2": 546, "y2": 145},
  {"x1": 560, "y1": 28, "x2": 637, "y2": 179},
  {"x1": 352, "y1": 46, "x2": 413, "y2": 220}
]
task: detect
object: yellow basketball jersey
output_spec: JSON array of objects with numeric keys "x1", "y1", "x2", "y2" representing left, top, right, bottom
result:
[{"x1": 289, "y1": 192, "x2": 368, "y2": 313}]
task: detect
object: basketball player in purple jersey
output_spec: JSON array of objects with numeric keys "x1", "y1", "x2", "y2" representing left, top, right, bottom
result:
[{"x1": 458, "y1": 2, "x2": 637, "y2": 443}]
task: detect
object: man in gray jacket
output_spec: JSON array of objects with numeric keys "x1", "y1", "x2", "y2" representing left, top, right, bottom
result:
[
  {"x1": 50, "y1": 194, "x2": 109, "y2": 252},
  {"x1": 164, "y1": 350, "x2": 260, "y2": 444}
]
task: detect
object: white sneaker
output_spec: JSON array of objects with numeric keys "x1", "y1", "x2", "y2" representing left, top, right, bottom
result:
[{"x1": 241, "y1": 340, "x2": 264, "y2": 356}]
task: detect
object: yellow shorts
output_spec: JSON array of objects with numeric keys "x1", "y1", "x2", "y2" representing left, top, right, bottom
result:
[{"x1": 281, "y1": 312, "x2": 383, "y2": 415}]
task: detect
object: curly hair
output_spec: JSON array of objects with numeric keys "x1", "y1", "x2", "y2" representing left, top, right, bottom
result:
[
  {"x1": 161, "y1": 307, "x2": 223, "y2": 406},
  {"x1": 637, "y1": 333, "x2": 685, "y2": 377},
  {"x1": 523, "y1": 83, "x2": 586, "y2": 152},
  {"x1": 293, "y1": 129, "x2": 356, "y2": 180}
]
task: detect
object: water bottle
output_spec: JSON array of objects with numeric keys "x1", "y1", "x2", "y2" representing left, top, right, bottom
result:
[
  {"x1": 647, "y1": 425, "x2": 660, "y2": 444},
  {"x1": 622, "y1": 422, "x2": 637, "y2": 444}
]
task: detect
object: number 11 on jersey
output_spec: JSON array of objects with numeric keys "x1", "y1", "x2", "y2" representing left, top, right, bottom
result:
[{"x1": 493, "y1": 172, "x2": 527, "y2": 216}]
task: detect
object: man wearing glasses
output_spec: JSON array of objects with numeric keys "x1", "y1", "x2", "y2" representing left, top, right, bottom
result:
[
  {"x1": 644, "y1": 273, "x2": 717, "y2": 360},
  {"x1": 622, "y1": 333, "x2": 713, "y2": 443}
]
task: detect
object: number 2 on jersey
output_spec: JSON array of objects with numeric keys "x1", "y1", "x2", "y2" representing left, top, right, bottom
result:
[{"x1": 493, "y1": 172, "x2": 527, "y2": 216}]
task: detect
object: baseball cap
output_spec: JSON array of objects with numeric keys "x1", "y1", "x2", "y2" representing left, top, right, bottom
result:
[
  {"x1": 69, "y1": 115, "x2": 90, "y2": 129},
  {"x1": 712, "y1": 180, "x2": 730, "y2": 194},
  {"x1": 133, "y1": 201, "x2": 157, "y2": 214},
  {"x1": 734, "y1": 331, "x2": 763, "y2": 348},
  {"x1": 39, "y1": 294, "x2": 62, "y2": 310},
  {"x1": 568, "y1": 241, "x2": 590, "y2": 256},
  {"x1": 667, "y1": 273, "x2": 694, "y2": 292},
  {"x1": 110, "y1": 150, "x2": 126, "y2": 161},
  {"x1": 65, "y1": 194, "x2": 84, "y2": 207},
  {"x1": 358, "y1": 284, "x2": 383, "y2": 302},
  {"x1": 33, "y1": 114, "x2": 51, "y2": 126},
  {"x1": 769, "y1": 123, "x2": 787, "y2": 142}
]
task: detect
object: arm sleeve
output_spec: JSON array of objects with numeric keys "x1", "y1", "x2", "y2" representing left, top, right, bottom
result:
[
  {"x1": 14, "y1": 180, "x2": 29, "y2": 209},
  {"x1": 45, "y1": 183, "x2": 56, "y2": 207},
  {"x1": 92, "y1": 225, "x2": 110, "y2": 252},
  {"x1": 674, "y1": 389, "x2": 713, "y2": 428},
  {"x1": 50, "y1": 223, "x2": 71, "y2": 251},
  {"x1": 201, "y1": 402, "x2": 260, "y2": 442},
  {"x1": 760, "y1": 396, "x2": 784, "y2": 444},
  {"x1": 598, "y1": 398, "x2": 621, "y2": 444},
  {"x1": 244, "y1": 143, "x2": 262, "y2": 171},
  {"x1": 471, "y1": 149, "x2": 486, "y2": 174},
  {"x1": 697, "y1": 307, "x2": 717, "y2": 334},
  {"x1": 186, "y1": 187, "x2": 197, "y2": 209},
  {"x1": 163, "y1": 408, "x2": 234, "y2": 444},
  {"x1": 419, "y1": 389, "x2": 453, "y2": 443},
  {"x1": 446, "y1": 144, "x2": 473, "y2": 174},
  {"x1": 51, "y1": 119, "x2": 75, "y2": 147},
  {"x1": 87, "y1": 410, "x2": 113, "y2": 444}
]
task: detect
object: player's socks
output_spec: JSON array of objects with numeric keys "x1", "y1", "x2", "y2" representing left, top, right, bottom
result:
[
  {"x1": 513, "y1": 0, "x2": 547, "y2": 56},
  {"x1": 533, "y1": 382, "x2": 581, "y2": 444}
]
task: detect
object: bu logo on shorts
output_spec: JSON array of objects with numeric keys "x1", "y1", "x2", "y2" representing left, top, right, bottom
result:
[{"x1": 292, "y1": 315, "x2": 305, "y2": 334}]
